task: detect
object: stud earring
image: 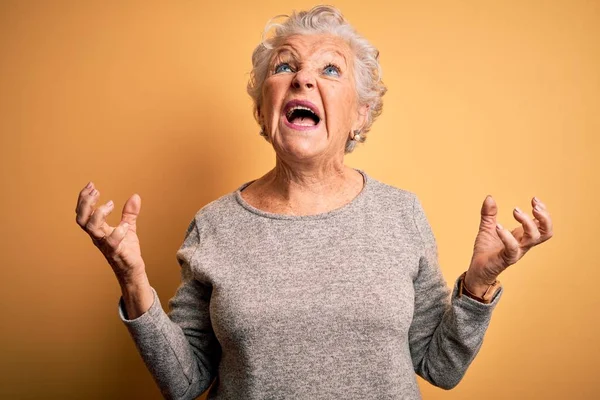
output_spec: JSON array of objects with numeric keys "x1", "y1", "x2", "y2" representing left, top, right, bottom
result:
[{"x1": 352, "y1": 130, "x2": 362, "y2": 141}]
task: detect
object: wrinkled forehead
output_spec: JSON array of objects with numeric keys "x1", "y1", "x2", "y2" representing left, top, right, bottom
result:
[{"x1": 272, "y1": 34, "x2": 353, "y2": 66}]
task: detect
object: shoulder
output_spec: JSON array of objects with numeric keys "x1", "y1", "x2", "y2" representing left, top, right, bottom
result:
[
  {"x1": 363, "y1": 174, "x2": 434, "y2": 240},
  {"x1": 177, "y1": 192, "x2": 237, "y2": 242},
  {"x1": 367, "y1": 178, "x2": 437, "y2": 247},
  {"x1": 365, "y1": 174, "x2": 419, "y2": 211},
  {"x1": 190, "y1": 191, "x2": 241, "y2": 228}
]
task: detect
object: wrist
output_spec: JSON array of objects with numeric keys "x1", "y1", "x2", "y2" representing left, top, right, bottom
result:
[
  {"x1": 119, "y1": 275, "x2": 150, "y2": 293},
  {"x1": 459, "y1": 271, "x2": 502, "y2": 304},
  {"x1": 116, "y1": 267, "x2": 148, "y2": 290},
  {"x1": 464, "y1": 276, "x2": 488, "y2": 298},
  {"x1": 464, "y1": 270, "x2": 496, "y2": 297},
  {"x1": 119, "y1": 274, "x2": 153, "y2": 320}
]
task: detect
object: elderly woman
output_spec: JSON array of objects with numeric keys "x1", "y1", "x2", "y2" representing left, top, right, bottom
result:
[{"x1": 75, "y1": 5, "x2": 553, "y2": 400}]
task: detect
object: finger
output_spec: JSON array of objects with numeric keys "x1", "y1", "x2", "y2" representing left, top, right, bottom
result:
[
  {"x1": 75, "y1": 182, "x2": 101, "y2": 228},
  {"x1": 479, "y1": 195, "x2": 498, "y2": 229},
  {"x1": 105, "y1": 221, "x2": 130, "y2": 249},
  {"x1": 532, "y1": 196, "x2": 547, "y2": 211},
  {"x1": 75, "y1": 181, "x2": 96, "y2": 214},
  {"x1": 513, "y1": 207, "x2": 541, "y2": 245},
  {"x1": 532, "y1": 202, "x2": 554, "y2": 242},
  {"x1": 75, "y1": 181, "x2": 93, "y2": 211},
  {"x1": 496, "y1": 223, "x2": 521, "y2": 266},
  {"x1": 85, "y1": 200, "x2": 114, "y2": 241},
  {"x1": 120, "y1": 194, "x2": 142, "y2": 230}
]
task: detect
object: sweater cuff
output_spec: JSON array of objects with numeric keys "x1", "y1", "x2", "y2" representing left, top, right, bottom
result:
[{"x1": 118, "y1": 286, "x2": 163, "y2": 325}]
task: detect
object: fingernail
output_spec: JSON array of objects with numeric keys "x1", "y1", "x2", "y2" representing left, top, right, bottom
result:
[
  {"x1": 514, "y1": 207, "x2": 522, "y2": 214},
  {"x1": 85, "y1": 181, "x2": 92, "y2": 189},
  {"x1": 534, "y1": 196, "x2": 540, "y2": 203},
  {"x1": 90, "y1": 189, "x2": 97, "y2": 196},
  {"x1": 107, "y1": 200, "x2": 113, "y2": 207},
  {"x1": 534, "y1": 204, "x2": 541, "y2": 212},
  {"x1": 496, "y1": 223, "x2": 503, "y2": 230}
]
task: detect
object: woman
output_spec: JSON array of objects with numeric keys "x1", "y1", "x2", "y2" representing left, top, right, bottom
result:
[{"x1": 75, "y1": 6, "x2": 553, "y2": 399}]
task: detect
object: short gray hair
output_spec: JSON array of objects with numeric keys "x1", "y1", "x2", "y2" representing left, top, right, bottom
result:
[{"x1": 247, "y1": 5, "x2": 387, "y2": 153}]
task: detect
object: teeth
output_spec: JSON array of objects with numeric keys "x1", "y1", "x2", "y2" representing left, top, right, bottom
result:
[{"x1": 286, "y1": 105, "x2": 317, "y2": 119}]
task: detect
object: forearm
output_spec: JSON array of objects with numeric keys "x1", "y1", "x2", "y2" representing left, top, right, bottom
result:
[
  {"x1": 410, "y1": 194, "x2": 502, "y2": 389},
  {"x1": 119, "y1": 273, "x2": 154, "y2": 320},
  {"x1": 413, "y1": 277, "x2": 502, "y2": 389},
  {"x1": 116, "y1": 217, "x2": 220, "y2": 399},
  {"x1": 118, "y1": 285, "x2": 209, "y2": 400}
]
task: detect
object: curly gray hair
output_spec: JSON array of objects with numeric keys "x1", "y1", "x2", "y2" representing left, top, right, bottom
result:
[{"x1": 247, "y1": 5, "x2": 387, "y2": 153}]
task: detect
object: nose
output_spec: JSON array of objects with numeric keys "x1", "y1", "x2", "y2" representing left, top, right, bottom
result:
[{"x1": 291, "y1": 69, "x2": 315, "y2": 91}]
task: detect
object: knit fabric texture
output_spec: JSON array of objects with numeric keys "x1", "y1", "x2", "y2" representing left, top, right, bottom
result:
[{"x1": 118, "y1": 170, "x2": 502, "y2": 399}]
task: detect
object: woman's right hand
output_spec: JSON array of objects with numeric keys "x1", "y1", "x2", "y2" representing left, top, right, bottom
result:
[{"x1": 75, "y1": 181, "x2": 146, "y2": 286}]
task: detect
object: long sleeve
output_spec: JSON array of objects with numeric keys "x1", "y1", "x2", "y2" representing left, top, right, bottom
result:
[
  {"x1": 408, "y1": 195, "x2": 502, "y2": 389},
  {"x1": 118, "y1": 218, "x2": 222, "y2": 400}
]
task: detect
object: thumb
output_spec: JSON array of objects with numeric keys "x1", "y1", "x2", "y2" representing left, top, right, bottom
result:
[
  {"x1": 479, "y1": 195, "x2": 498, "y2": 229},
  {"x1": 121, "y1": 193, "x2": 142, "y2": 229}
]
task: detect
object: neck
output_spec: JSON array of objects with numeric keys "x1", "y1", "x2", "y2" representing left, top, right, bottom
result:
[
  {"x1": 270, "y1": 156, "x2": 348, "y2": 195},
  {"x1": 244, "y1": 156, "x2": 364, "y2": 216}
]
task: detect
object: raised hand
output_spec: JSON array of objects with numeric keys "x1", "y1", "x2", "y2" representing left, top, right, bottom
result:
[
  {"x1": 464, "y1": 195, "x2": 554, "y2": 296},
  {"x1": 75, "y1": 181, "x2": 146, "y2": 285}
]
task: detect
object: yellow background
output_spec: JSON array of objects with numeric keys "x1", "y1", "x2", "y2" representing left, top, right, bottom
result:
[{"x1": 1, "y1": 1, "x2": 598, "y2": 399}]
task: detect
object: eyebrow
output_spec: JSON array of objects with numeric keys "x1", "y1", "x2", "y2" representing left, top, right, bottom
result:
[
  {"x1": 272, "y1": 48, "x2": 299, "y2": 63},
  {"x1": 323, "y1": 49, "x2": 348, "y2": 65},
  {"x1": 272, "y1": 46, "x2": 348, "y2": 66}
]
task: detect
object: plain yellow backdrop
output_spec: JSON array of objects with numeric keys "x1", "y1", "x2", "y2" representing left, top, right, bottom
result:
[{"x1": 0, "y1": 1, "x2": 597, "y2": 399}]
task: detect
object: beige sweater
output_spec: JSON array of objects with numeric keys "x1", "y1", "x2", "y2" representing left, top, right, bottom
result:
[{"x1": 119, "y1": 170, "x2": 502, "y2": 399}]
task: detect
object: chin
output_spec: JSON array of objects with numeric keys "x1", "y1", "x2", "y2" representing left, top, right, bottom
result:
[{"x1": 275, "y1": 136, "x2": 327, "y2": 161}]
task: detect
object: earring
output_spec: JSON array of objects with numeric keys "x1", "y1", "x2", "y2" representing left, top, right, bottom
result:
[
  {"x1": 352, "y1": 130, "x2": 362, "y2": 141},
  {"x1": 260, "y1": 127, "x2": 267, "y2": 137}
]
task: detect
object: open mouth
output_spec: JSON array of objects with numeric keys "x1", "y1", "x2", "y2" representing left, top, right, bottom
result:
[
  {"x1": 283, "y1": 100, "x2": 321, "y2": 129},
  {"x1": 286, "y1": 107, "x2": 320, "y2": 126}
]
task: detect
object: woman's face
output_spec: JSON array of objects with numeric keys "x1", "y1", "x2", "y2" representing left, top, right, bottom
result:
[{"x1": 259, "y1": 34, "x2": 367, "y2": 164}]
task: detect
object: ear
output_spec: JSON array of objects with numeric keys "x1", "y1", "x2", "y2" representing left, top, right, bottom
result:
[{"x1": 352, "y1": 103, "x2": 369, "y2": 132}]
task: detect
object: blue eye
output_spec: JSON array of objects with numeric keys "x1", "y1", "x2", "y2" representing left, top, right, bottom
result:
[
  {"x1": 323, "y1": 64, "x2": 340, "y2": 76},
  {"x1": 274, "y1": 63, "x2": 293, "y2": 74}
]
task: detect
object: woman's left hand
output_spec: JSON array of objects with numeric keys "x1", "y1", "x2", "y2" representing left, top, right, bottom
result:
[{"x1": 464, "y1": 195, "x2": 554, "y2": 296}]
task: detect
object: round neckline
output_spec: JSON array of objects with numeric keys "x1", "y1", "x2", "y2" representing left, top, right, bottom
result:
[{"x1": 234, "y1": 169, "x2": 369, "y2": 221}]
